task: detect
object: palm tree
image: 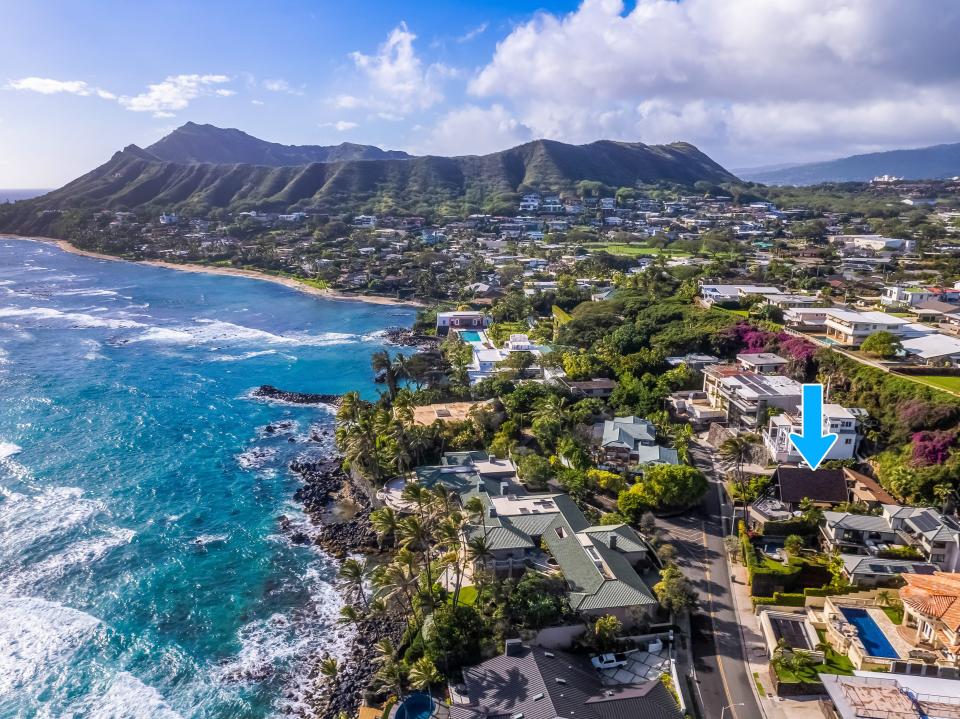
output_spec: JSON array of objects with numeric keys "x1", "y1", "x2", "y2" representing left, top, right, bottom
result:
[
  {"x1": 398, "y1": 515, "x2": 435, "y2": 606},
  {"x1": 467, "y1": 534, "x2": 494, "y2": 606},
  {"x1": 337, "y1": 557, "x2": 370, "y2": 609},
  {"x1": 408, "y1": 657, "x2": 442, "y2": 691},
  {"x1": 370, "y1": 506, "x2": 399, "y2": 547},
  {"x1": 376, "y1": 658, "x2": 408, "y2": 701},
  {"x1": 373, "y1": 638, "x2": 396, "y2": 666},
  {"x1": 337, "y1": 604, "x2": 364, "y2": 629},
  {"x1": 464, "y1": 496, "x2": 487, "y2": 539},
  {"x1": 319, "y1": 657, "x2": 339, "y2": 680},
  {"x1": 371, "y1": 350, "x2": 399, "y2": 400},
  {"x1": 719, "y1": 433, "x2": 760, "y2": 523}
]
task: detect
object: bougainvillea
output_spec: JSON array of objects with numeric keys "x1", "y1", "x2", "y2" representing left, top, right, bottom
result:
[
  {"x1": 911, "y1": 430, "x2": 955, "y2": 467},
  {"x1": 898, "y1": 399, "x2": 957, "y2": 433},
  {"x1": 776, "y1": 333, "x2": 818, "y2": 363}
]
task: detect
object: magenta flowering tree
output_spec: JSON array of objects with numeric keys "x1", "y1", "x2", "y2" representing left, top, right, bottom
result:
[
  {"x1": 911, "y1": 430, "x2": 955, "y2": 467},
  {"x1": 777, "y1": 333, "x2": 817, "y2": 363}
]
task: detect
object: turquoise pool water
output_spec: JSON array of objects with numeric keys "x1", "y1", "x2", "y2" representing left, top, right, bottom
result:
[
  {"x1": 458, "y1": 330, "x2": 482, "y2": 343},
  {"x1": 840, "y1": 607, "x2": 899, "y2": 659},
  {"x1": 396, "y1": 693, "x2": 433, "y2": 719}
]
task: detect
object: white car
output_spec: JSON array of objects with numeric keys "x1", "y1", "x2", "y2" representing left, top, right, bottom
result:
[{"x1": 591, "y1": 652, "x2": 628, "y2": 670}]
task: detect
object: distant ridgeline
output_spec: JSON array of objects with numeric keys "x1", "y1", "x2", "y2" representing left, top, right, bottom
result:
[{"x1": 0, "y1": 122, "x2": 737, "y2": 234}]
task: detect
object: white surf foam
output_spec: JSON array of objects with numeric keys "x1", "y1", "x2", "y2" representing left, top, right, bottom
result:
[
  {"x1": 217, "y1": 558, "x2": 355, "y2": 715},
  {"x1": 0, "y1": 441, "x2": 20, "y2": 459},
  {"x1": 0, "y1": 486, "x2": 106, "y2": 556},
  {"x1": 5, "y1": 527, "x2": 135, "y2": 593},
  {"x1": 236, "y1": 446, "x2": 278, "y2": 470},
  {"x1": 128, "y1": 319, "x2": 369, "y2": 348},
  {"x1": 0, "y1": 596, "x2": 104, "y2": 697},
  {"x1": 74, "y1": 671, "x2": 185, "y2": 719},
  {"x1": 209, "y1": 349, "x2": 278, "y2": 362},
  {"x1": 0, "y1": 306, "x2": 145, "y2": 330}
]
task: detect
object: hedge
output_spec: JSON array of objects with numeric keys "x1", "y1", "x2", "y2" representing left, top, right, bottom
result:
[
  {"x1": 752, "y1": 592, "x2": 806, "y2": 607},
  {"x1": 762, "y1": 518, "x2": 818, "y2": 536}
]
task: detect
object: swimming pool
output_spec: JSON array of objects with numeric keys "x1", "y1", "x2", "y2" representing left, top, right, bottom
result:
[
  {"x1": 458, "y1": 330, "x2": 482, "y2": 343},
  {"x1": 840, "y1": 607, "x2": 899, "y2": 659},
  {"x1": 396, "y1": 693, "x2": 434, "y2": 719}
]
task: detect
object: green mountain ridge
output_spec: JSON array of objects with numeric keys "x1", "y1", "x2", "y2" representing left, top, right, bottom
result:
[
  {"x1": 739, "y1": 142, "x2": 960, "y2": 185},
  {"x1": 145, "y1": 121, "x2": 412, "y2": 165},
  {"x1": 0, "y1": 127, "x2": 738, "y2": 232}
]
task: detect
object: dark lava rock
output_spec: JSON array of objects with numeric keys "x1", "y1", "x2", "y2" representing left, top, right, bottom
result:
[{"x1": 251, "y1": 385, "x2": 341, "y2": 406}]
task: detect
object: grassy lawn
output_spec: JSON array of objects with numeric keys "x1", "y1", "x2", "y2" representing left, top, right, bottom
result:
[
  {"x1": 585, "y1": 243, "x2": 691, "y2": 257},
  {"x1": 775, "y1": 640, "x2": 854, "y2": 684},
  {"x1": 883, "y1": 605, "x2": 904, "y2": 625},
  {"x1": 753, "y1": 671, "x2": 765, "y2": 695},
  {"x1": 906, "y1": 375, "x2": 960, "y2": 394}
]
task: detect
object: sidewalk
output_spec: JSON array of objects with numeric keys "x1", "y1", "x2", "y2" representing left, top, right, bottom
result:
[{"x1": 727, "y1": 562, "x2": 825, "y2": 719}]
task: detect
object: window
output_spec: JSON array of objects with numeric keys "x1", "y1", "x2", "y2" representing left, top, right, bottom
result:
[
  {"x1": 932, "y1": 554, "x2": 945, "y2": 563},
  {"x1": 845, "y1": 438, "x2": 852, "y2": 444}
]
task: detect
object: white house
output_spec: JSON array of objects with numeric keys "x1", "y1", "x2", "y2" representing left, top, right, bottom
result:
[
  {"x1": 353, "y1": 215, "x2": 377, "y2": 228},
  {"x1": 436, "y1": 311, "x2": 490, "y2": 335},
  {"x1": 764, "y1": 404, "x2": 866, "y2": 463},
  {"x1": 823, "y1": 310, "x2": 910, "y2": 346}
]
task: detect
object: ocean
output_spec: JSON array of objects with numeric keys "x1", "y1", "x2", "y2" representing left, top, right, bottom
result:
[{"x1": 0, "y1": 238, "x2": 415, "y2": 718}]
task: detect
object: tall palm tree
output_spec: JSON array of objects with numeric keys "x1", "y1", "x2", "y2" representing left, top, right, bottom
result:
[
  {"x1": 371, "y1": 350, "x2": 399, "y2": 400},
  {"x1": 337, "y1": 557, "x2": 370, "y2": 609},
  {"x1": 719, "y1": 433, "x2": 760, "y2": 524},
  {"x1": 464, "y1": 496, "x2": 487, "y2": 539},
  {"x1": 398, "y1": 515, "x2": 435, "y2": 607},
  {"x1": 337, "y1": 604, "x2": 364, "y2": 629},
  {"x1": 370, "y1": 506, "x2": 399, "y2": 547},
  {"x1": 377, "y1": 659, "x2": 408, "y2": 701},
  {"x1": 467, "y1": 534, "x2": 494, "y2": 609}
]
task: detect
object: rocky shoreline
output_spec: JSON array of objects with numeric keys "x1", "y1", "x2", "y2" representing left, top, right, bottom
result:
[
  {"x1": 287, "y1": 448, "x2": 406, "y2": 717},
  {"x1": 252, "y1": 385, "x2": 342, "y2": 406},
  {"x1": 381, "y1": 326, "x2": 441, "y2": 350}
]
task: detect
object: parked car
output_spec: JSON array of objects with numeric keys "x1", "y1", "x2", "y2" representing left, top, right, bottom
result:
[{"x1": 591, "y1": 652, "x2": 628, "y2": 670}]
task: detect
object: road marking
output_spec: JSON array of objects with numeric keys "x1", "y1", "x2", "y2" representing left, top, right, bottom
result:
[{"x1": 699, "y1": 518, "x2": 741, "y2": 719}]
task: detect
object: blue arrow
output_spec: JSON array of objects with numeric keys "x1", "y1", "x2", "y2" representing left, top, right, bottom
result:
[{"x1": 788, "y1": 383, "x2": 838, "y2": 471}]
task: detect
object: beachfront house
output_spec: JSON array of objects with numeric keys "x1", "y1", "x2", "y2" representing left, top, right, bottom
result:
[
  {"x1": 451, "y1": 643, "x2": 683, "y2": 719},
  {"x1": 436, "y1": 310, "x2": 490, "y2": 335},
  {"x1": 396, "y1": 452, "x2": 658, "y2": 623}
]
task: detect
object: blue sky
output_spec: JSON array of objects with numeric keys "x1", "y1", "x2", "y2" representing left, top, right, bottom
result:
[{"x1": 3, "y1": 0, "x2": 960, "y2": 187}]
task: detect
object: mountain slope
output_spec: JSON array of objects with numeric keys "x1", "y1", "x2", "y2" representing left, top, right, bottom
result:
[
  {"x1": 739, "y1": 142, "x2": 960, "y2": 185},
  {"x1": 146, "y1": 122, "x2": 411, "y2": 165},
  {"x1": 0, "y1": 134, "x2": 738, "y2": 232}
]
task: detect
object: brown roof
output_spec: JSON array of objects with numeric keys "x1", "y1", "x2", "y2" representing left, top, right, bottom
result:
[
  {"x1": 775, "y1": 467, "x2": 847, "y2": 504},
  {"x1": 843, "y1": 468, "x2": 897, "y2": 505},
  {"x1": 900, "y1": 572, "x2": 960, "y2": 632}
]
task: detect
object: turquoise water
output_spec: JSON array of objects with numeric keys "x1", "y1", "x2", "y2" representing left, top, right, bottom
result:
[
  {"x1": 840, "y1": 607, "x2": 899, "y2": 659},
  {"x1": 0, "y1": 238, "x2": 415, "y2": 718},
  {"x1": 396, "y1": 693, "x2": 434, "y2": 719},
  {"x1": 457, "y1": 331, "x2": 482, "y2": 343}
]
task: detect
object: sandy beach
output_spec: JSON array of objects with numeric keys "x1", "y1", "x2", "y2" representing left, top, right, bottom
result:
[{"x1": 6, "y1": 234, "x2": 427, "y2": 308}]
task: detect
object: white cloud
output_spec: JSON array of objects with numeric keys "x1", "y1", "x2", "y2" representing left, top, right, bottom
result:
[
  {"x1": 457, "y1": 22, "x2": 489, "y2": 43},
  {"x1": 320, "y1": 120, "x2": 359, "y2": 131},
  {"x1": 468, "y1": 0, "x2": 960, "y2": 165},
  {"x1": 346, "y1": 22, "x2": 453, "y2": 112},
  {"x1": 7, "y1": 77, "x2": 115, "y2": 99},
  {"x1": 263, "y1": 78, "x2": 304, "y2": 95},
  {"x1": 119, "y1": 74, "x2": 232, "y2": 115},
  {"x1": 251, "y1": 99, "x2": 265, "y2": 106},
  {"x1": 417, "y1": 104, "x2": 532, "y2": 156},
  {"x1": 214, "y1": 89, "x2": 236, "y2": 97}
]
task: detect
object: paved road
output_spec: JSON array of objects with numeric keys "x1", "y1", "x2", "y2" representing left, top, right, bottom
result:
[{"x1": 657, "y1": 440, "x2": 764, "y2": 719}]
